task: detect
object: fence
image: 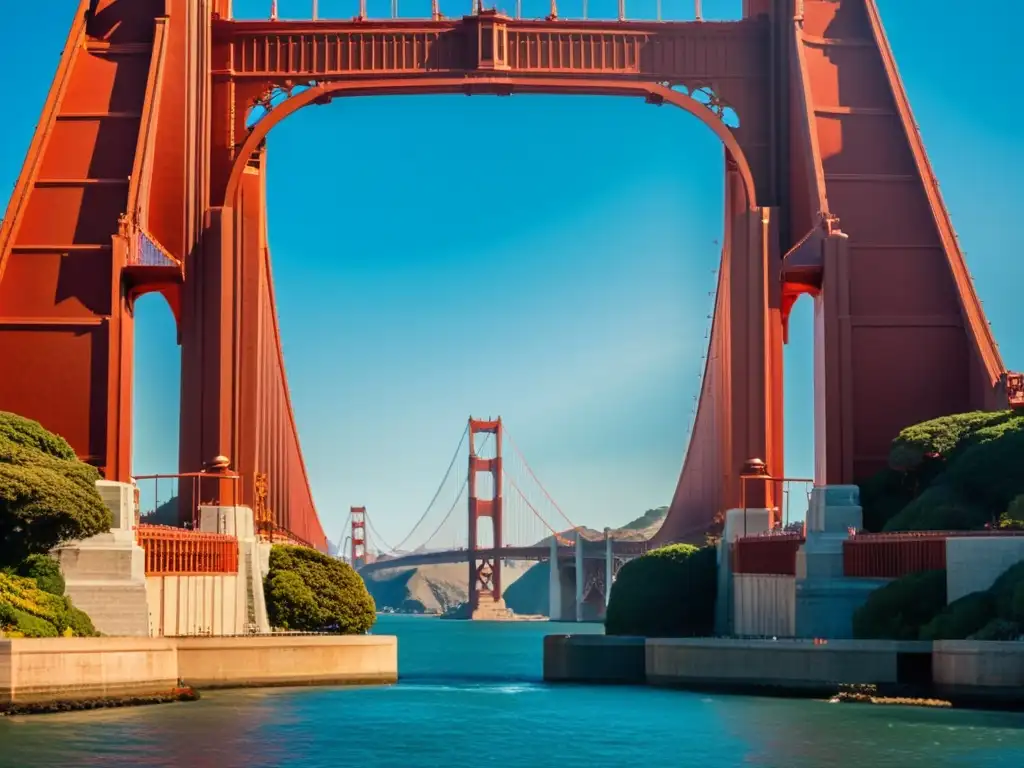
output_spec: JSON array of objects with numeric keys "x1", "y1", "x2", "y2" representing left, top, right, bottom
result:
[
  {"x1": 136, "y1": 524, "x2": 240, "y2": 576},
  {"x1": 732, "y1": 532, "x2": 805, "y2": 576},
  {"x1": 842, "y1": 530, "x2": 1024, "y2": 579}
]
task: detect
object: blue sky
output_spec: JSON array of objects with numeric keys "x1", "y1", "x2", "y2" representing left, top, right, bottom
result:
[{"x1": 2, "y1": 1, "x2": 1021, "y2": 550}]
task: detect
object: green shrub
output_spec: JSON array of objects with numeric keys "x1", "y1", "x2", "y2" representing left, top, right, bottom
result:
[
  {"x1": 858, "y1": 468, "x2": 916, "y2": 532},
  {"x1": 919, "y1": 591, "x2": 995, "y2": 640},
  {"x1": 605, "y1": 544, "x2": 717, "y2": 638},
  {"x1": 0, "y1": 571, "x2": 96, "y2": 637},
  {"x1": 882, "y1": 483, "x2": 990, "y2": 532},
  {"x1": 263, "y1": 545, "x2": 376, "y2": 634},
  {"x1": 0, "y1": 411, "x2": 112, "y2": 567},
  {"x1": 852, "y1": 569, "x2": 947, "y2": 640},
  {"x1": 15, "y1": 554, "x2": 65, "y2": 596},
  {"x1": 969, "y1": 618, "x2": 1022, "y2": 641}
]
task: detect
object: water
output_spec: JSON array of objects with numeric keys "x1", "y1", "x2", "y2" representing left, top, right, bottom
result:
[{"x1": 2, "y1": 615, "x2": 1024, "y2": 767}]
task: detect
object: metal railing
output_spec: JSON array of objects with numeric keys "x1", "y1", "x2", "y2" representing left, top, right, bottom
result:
[
  {"x1": 843, "y1": 529, "x2": 1024, "y2": 579},
  {"x1": 258, "y1": 0, "x2": 729, "y2": 23},
  {"x1": 135, "y1": 471, "x2": 242, "y2": 528},
  {"x1": 136, "y1": 524, "x2": 240, "y2": 576}
]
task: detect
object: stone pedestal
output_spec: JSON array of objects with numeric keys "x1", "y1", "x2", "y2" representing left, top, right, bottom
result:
[
  {"x1": 469, "y1": 595, "x2": 513, "y2": 621},
  {"x1": 794, "y1": 485, "x2": 874, "y2": 639},
  {"x1": 198, "y1": 505, "x2": 270, "y2": 634},
  {"x1": 56, "y1": 481, "x2": 149, "y2": 637}
]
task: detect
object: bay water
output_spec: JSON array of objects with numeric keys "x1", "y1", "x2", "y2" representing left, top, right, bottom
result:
[{"x1": 1, "y1": 615, "x2": 1023, "y2": 767}]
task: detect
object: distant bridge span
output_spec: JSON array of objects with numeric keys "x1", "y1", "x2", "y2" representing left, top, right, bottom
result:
[{"x1": 357, "y1": 540, "x2": 650, "y2": 575}]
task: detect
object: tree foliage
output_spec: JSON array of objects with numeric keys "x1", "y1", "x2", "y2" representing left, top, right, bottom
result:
[
  {"x1": 852, "y1": 569, "x2": 947, "y2": 640},
  {"x1": 11, "y1": 553, "x2": 66, "y2": 596},
  {"x1": 919, "y1": 591, "x2": 995, "y2": 641},
  {"x1": 0, "y1": 411, "x2": 111, "y2": 566},
  {"x1": 605, "y1": 544, "x2": 717, "y2": 637},
  {"x1": 856, "y1": 410, "x2": 1024, "y2": 533},
  {"x1": 263, "y1": 545, "x2": 376, "y2": 634},
  {"x1": 0, "y1": 571, "x2": 96, "y2": 638}
]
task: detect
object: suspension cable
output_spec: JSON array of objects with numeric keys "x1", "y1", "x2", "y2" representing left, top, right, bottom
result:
[
  {"x1": 389, "y1": 421, "x2": 470, "y2": 552},
  {"x1": 418, "y1": 477, "x2": 469, "y2": 550},
  {"x1": 501, "y1": 425, "x2": 579, "y2": 531}
]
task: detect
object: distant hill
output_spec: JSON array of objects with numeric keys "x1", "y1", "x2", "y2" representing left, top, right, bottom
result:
[{"x1": 361, "y1": 505, "x2": 669, "y2": 616}]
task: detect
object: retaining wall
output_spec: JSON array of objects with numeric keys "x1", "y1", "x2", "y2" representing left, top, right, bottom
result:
[{"x1": 1, "y1": 634, "x2": 397, "y2": 707}]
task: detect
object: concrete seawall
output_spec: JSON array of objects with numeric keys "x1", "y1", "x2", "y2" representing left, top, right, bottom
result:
[
  {"x1": 544, "y1": 635, "x2": 1024, "y2": 708},
  {"x1": 647, "y1": 638, "x2": 932, "y2": 697},
  {"x1": 544, "y1": 635, "x2": 646, "y2": 684},
  {"x1": 1, "y1": 634, "x2": 398, "y2": 709}
]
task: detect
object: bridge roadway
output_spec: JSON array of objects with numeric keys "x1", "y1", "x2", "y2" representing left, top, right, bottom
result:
[{"x1": 357, "y1": 540, "x2": 651, "y2": 574}]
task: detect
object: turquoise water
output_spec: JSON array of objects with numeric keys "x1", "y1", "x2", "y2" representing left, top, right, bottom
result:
[{"x1": 2, "y1": 615, "x2": 1024, "y2": 767}]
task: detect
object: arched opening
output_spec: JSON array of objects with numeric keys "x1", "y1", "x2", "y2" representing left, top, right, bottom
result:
[
  {"x1": 245, "y1": 89, "x2": 748, "y2": 559},
  {"x1": 131, "y1": 292, "x2": 181, "y2": 522},
  {"x1": 782, "y1": 293, "x2": 815, "y2": 529}
]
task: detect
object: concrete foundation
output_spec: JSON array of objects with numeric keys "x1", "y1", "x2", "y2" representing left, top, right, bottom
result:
[
  {"x1": 933, "y1": 640, "x2": 1024, "y2": 707},
  {"x1": 0, "y1": 634, "x2": 398, "y2": 707},
  {"x1": 646, "y1": 638, "x2": 932, "y2": 694},
  {"x1": 544, "y1": 635, "x2": 1024, "y2": 708},
  {"x1": 175, "y1": 634, "x2": 397, "y2": 688},
  {"x1": 543, "y1": 634, "x2": 646, "y2": 684},
  {"x1": 56, "y1": 481, "x2": 149, "y2": 637},
  {"x1": 793, "y1": 485, "x2": 878, "y2": 639}
]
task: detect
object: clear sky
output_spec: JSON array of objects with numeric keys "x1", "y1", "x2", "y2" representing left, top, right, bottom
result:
[{"x1": 1, "y1": 1, "x2": 1021, "y2": 550}]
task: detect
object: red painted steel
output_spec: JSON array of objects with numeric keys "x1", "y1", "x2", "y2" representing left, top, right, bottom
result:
[
  {"x1": 732, "y1": 532, "x2": 805, "y2": 576},
  {"x1": 468, "y1": 417, "x2": 504, "y2": 611},
  {"x1": 0, "y1": 1, "x2": 1014, "y2": 559},
  {"x1": 136, "y1": 524, "x2": 239, "y2": 576}
]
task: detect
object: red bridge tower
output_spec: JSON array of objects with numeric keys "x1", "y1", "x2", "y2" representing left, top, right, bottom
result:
[
  {"x1": 350, "y1": 506, "x2": 366, "y2": 569},
  {"x1": 468, "y1": 418, "x2": 507, "y2": 619}
]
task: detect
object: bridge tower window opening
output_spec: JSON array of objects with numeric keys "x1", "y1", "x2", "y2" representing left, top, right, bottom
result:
[{"x1": 131, "y1": 294, "x2": 183, "y2": 524}]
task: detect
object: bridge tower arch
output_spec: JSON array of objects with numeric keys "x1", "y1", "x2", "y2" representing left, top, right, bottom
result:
[{"x1": 467, "y1": 417, "x2": 506, "y2": 619}]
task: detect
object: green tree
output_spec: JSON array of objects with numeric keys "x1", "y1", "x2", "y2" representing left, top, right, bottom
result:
[
  {"x1": 263, "y1": 545, "x2": 376, "y2": 634},
  {"x1": 852, "y1": 569, "x2": 947, "y2": 640},
  {"x1": 0, "y1": 411, "x2": 111, "y2": 567},
  {"x1": 605, "y1": 544, "x2": 718, "y2": 637}
]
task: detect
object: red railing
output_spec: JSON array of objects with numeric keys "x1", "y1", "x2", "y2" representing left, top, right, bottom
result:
[
  {"x1": 732, "y1": 532, "x2": 805, "y2": 576},
  {"x1": 842, "y1": 530, "x2": 1024, "y2": 579},
  {"x1": 136, "y1": 524, "x2": 239, "y2": 576}
]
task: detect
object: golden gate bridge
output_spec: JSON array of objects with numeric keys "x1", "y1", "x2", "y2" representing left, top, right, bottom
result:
[{"x1": 335, "y1": 417, "x2": 656, "y2": 619}]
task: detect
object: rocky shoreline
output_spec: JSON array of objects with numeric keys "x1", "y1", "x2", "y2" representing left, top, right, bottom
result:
[{"x1": 1, "y1": 687, "x2": 201, "y2": 717}]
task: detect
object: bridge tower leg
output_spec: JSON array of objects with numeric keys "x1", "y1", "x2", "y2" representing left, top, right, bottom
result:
[
  {"x1": 604, "y1": 528, "x2": 613, "y2": 608},
  {"x1": 574, "y1": 532, "x2": 584, "y2": 623},
  {"x1": 467, "y1": 418, "x2": 508, "y2": 620},
  {"x1": 548, "y1": 535, "x2": 563, "y2": 621},
  {"x1": 351, "y1": 506, "x2": 366, "y2": 569}
]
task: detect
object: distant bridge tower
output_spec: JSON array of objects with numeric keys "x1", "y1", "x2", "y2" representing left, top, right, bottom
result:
[
  {"x1": 467, "y1": 418, "x2": 508, "y2": 619},
  {"x1": 351, "y1": 506, "x2": 366, "y2": 569}
]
